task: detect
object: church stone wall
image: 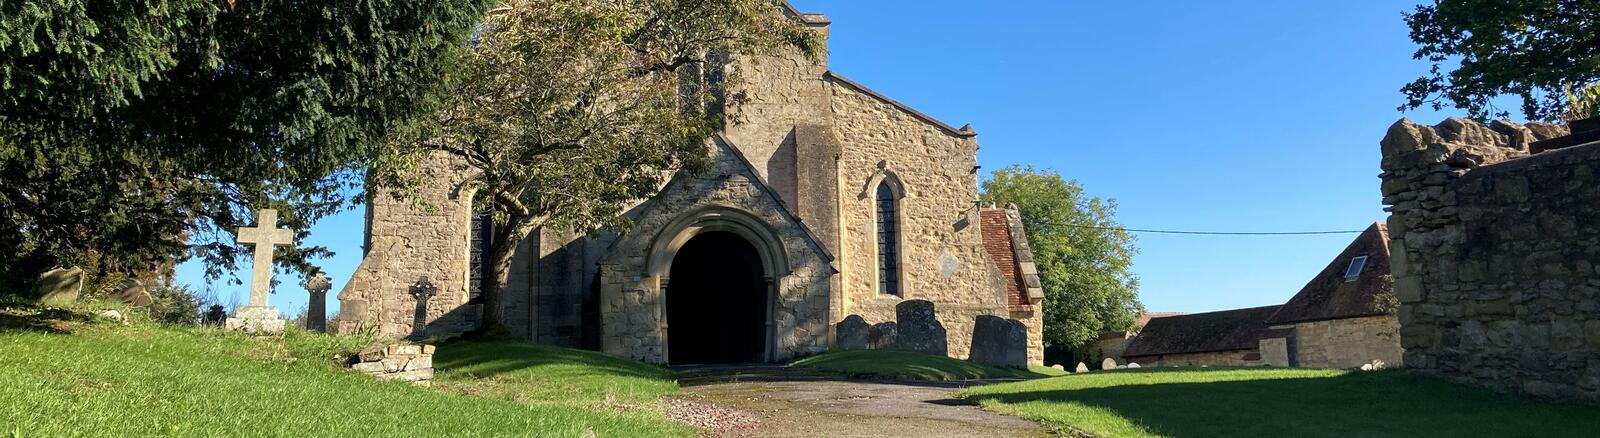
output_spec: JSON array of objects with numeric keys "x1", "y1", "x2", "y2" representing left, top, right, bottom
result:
[
  {"x1": 826, "y1": 76, "x2": 1012, "y2": 360},
  {"x1": 336, "y1": 153, "x2": 532, "y2": 340},
  {"x1": 1381, "y1": 117, "x2": 1600, "y2": 399},
  {"x1": 597, "y1": 140, "x2": 834, "y2": 364},
  {"x1": 720, "y1": 17, "x2": 831, "y2": 208}
]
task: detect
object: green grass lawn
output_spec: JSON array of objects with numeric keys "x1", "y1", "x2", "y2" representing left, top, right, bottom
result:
[
  {"x1": 789, "y1": 350, "x2": 1066, "y2": 380},
  {"x1": 0, "y1": 303, "x2": 692, "y2": 437},
  {"x1": 962, "y1": 367, "x2": 1600, "y2": 438}
]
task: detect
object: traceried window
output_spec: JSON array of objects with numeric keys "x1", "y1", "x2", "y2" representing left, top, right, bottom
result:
[
  {"x1": 1343, "y1": 256, "x2": 1368, "y2": 282},
  {"x1": 876, "y1": 183, "x2": 901, "y2": 296}
]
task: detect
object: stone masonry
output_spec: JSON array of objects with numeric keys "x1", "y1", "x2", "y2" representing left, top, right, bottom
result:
[
  {"x1": 348, "y1": 343, "x2": 436, "y2": 387},
  {"x1": 1379, "y1": 117, "x2": 1600, "y2": 399},
  {"x1": 336, "y1": 3, "x2": 1040, "y2": 366}
]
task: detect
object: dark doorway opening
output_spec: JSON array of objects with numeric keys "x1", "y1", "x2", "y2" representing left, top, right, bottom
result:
[{"x1": 666, "y1": 231, "x2": 769, "y2": 365}]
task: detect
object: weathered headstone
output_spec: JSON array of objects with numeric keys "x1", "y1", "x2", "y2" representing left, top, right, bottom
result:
[
  {"x1": 1101, "y1": 357, "x2": 1118, "y2": 370},
  {"x1": 968, "y1": 315, "x2": 1028, "y2": 368},
  {"x1": 1127, "y1": 362, "x2": 1141, "y2": 369},
  {"x1": 892, "y1": 299, "x2": 948, "y2": 356},
  {"x1": 37, "y1": 267, "x2": 85, "y2": 306},
  {"x1": 1075, "y1": 362, "x2": 1089, "y2": 373},
  {"x1": 868, "y1": 321, "x2": 897, "y2": 349},
  {"x1": 835, "y1": 315, "x2": 870, "y2": 350},
  {"x1": 407, "y1": 278, "x2": 438, "y2": 341},
  {"x1": 304, "y1": 273, "x2": 333, "y2": 333},
  {"x1": 224, "y1": 209, "x2": 294, "y2": 334}
]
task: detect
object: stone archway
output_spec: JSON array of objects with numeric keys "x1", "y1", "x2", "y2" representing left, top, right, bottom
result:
[
  {"x1": 648, "y1": 207, "x2": 788, "y2": 364},
  {"x1": 664, "y1": 231, "x2": 768, "y2": 364}
]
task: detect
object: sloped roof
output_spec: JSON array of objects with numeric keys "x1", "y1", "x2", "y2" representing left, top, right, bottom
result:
[
  {"x1": 1122, "y1": 305, "x2": 1282, "y2": 358},
  {"x1": 1266, "y1": 223, "x2": 1392, "y2": 324},
  {"x1": 979, "y1": 208, "x2": 1029, "y2": 309}
]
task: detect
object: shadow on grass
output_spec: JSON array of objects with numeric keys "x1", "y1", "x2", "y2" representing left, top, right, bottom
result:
[
  {"x1": 0, "y1": 304, "x2": 96, "y2": 334},
  {"x1": 431, "y1": 337, "x2": 673, "y2": 382},
  {"x1": 966, "y1": 369, "x2": 1600, "y2": 438}
]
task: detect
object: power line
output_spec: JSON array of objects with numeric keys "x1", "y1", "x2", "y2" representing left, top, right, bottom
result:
[{"x1": 1064, "y1": 224, "x2": 1366, "y2": 236}]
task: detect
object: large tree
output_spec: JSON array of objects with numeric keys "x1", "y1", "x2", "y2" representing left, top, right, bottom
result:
[
  {"x1": 1402, "y1": 0, "x2": 1600, "y2": 121},
  {"x1": 0, "y1": 0, "x2": 489, "y2": 291},
  {"x1": 392, "y1": 0, "x2": 817, "y2": 331},
  {"x1": 980, "y1": 166, "x2": 1143, "y2": 350}
]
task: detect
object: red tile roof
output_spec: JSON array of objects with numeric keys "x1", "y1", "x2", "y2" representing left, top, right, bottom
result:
[{"x1": 980, "y1": 208, "x2": 1030, "y2": 309}]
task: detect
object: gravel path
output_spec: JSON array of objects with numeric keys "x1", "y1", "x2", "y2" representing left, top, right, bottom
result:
[{"x1": 663, "y1": 366, "x2": 1050, "y2": 438}]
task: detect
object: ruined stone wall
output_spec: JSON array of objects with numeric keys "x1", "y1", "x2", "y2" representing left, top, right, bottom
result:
[
  {"x1": 1290, "y1": 315, "x2": 1403, "y2": 369},
  {"x1": 597, "y1": 139, "x2": 834, "y2": 364},
  {"x1": 827, "y1": 75, "x2": 1011, "y2": 361},
  {"x1": 336, "y1": 153, "x2": 533, "y2": 340},
  {"x1": 1380, "y1": 117, "x2": 1600, "y2": 399}
]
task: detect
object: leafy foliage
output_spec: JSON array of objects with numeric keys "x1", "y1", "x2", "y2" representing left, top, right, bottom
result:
[
  {"x1": 394, "y1": 0, "x2": 818, "y2": 329},
  {"x1": 1401, "y1": 0, "x2": 1600, "y2": 121},
  {"x1": 980, "y1": 166, "x2": 1143, "y2": 350},
  {"x1": 0, "y1": 0, "x2": 490, "y2": 291}
]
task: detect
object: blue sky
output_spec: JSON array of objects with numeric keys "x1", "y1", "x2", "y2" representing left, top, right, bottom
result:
[{"x1": 175, "y1": 0, "x2": 1468, "y2": 318}]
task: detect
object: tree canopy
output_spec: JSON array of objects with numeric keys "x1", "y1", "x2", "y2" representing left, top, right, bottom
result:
[
  {"x1": 980, "y1": 166, "x2": 1143, "y2": 349},
  {"x1": 1402, "y1": 0, "x2": 1600, "y2": 121},
  {"x1": 0, "y1": 0, "x2": 490, "y2": 291},
  {"x1": 395, "y1": 0, "x2": 818, "y2": 330}
]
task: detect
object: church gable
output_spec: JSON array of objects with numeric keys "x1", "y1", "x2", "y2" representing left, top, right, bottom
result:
[{"x1": 594, "y1": 135, "x2": 836, "y2": 363}]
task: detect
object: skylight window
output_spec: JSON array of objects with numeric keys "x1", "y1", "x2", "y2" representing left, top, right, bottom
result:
[{"x1": 1344, "y1": 256, "x2": 1368, "y2": 282}]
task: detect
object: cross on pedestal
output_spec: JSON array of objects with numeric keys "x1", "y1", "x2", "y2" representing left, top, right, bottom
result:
[
  {"x1": 237, "y1": 209, "x2": 296, "y2": 307},
  {"x1": 226, "y1": 208, "x2": 296, "y2": 334}
]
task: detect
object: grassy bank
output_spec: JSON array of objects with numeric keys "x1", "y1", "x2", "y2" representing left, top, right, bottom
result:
[
  {"x1": 0, "y1": 304, "x2": 692, "y2": 437},
  {"x1": 962, "y1": 367, "x2": 1600, "y2": 437},
  {"x1": 790, "y1": 350, "x2": 1066, "y2": 380}
]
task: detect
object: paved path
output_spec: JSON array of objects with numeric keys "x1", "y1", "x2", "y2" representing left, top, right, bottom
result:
[{"x1": 666, "y1": 365, "x2": 1050, "y2": 438}]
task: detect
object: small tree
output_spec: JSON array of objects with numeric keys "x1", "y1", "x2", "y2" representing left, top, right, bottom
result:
[
  {"x1": 392, "y1": 0, "x2": 818, "y2": 331},
  {"x1": 980, "y1": 166, "x2": 1144, "y2": 350},
  {"x1": 1401, "y1": 0, "x2": 1600, "y2": 121}
]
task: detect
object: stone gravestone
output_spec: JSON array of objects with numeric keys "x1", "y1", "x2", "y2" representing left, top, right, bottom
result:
[
  {"x1": 225, "y1": 209, "x2": 294, "y2": 334},
  {"x1": 835, "y1": 315, "x2": 870, "y2": 350},
  {"x1": 968, "y1": 315, "x2": 1028, "y2": 368},
  {"x1": 408, "y1": 278, "x2": 439, "y2": 341},
  {"x1": 868, "y1": 321, "x2": 897, "y2": 350},
  {"x1": 892, "y1": 300, "x2": 948, "y2": 356},
  {"x1": 1101, "y1": 357, "x2": 1118, "y2": 370},
  {"x1": 304, "y1": 273, "x2": 332, "y2": 333},
  {"x1": 1075, "y1": 362, "x2": 1089, "y2": 373},
  {"x1": 37, "y1": 267, "x2": 85, "y2": 306}
]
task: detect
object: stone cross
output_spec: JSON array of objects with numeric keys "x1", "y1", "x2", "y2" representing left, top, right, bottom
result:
[
  {"x1": 236, "y1": 209, "x2": 296, "y2": 307},
  {"x1": 225, "y1": 208, "x2": 295, "y2": 334},
  {"x1": 304, "y1": 273, "x2": 332, "y2": 332},
  {"x1": 408, "y1": 278, "x2": 439, "y2": 341}
]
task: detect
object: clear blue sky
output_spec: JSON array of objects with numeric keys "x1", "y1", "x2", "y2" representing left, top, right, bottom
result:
[{"x1": 175, "y1": 0, "x2": 1469, "y2": 318}]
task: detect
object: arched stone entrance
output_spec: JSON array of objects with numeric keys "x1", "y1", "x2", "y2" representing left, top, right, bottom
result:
[
  {"x1": 665, "y1": 231, "x2": 769, "y2": 364},
  {"x1": 648, "y1": 208, "x2": 786, "y2": 364}
]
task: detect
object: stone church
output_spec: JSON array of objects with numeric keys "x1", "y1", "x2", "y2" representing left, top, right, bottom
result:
[{"x1": 336, "y1": 3, "x2": 1045, "y2": 365}]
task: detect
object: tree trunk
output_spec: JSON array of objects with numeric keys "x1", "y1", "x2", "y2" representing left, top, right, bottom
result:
[{"x1": 477, "y1": 236, "x2": 517, "y2": 335}]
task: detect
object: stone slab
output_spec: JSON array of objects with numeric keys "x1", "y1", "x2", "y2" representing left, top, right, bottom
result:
[
  {"x1": 968, "y1": 315, "x2": 1027, "y2": 368},
  {"x1": 835, "y1": 315, "x2": 869, "y2": 350},
  {"x1": 891, "y1": 300, "x2": 947, "y2": 356}
]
